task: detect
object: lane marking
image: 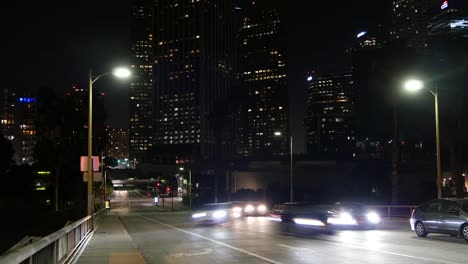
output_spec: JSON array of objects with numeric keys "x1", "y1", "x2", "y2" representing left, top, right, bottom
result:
[
  {"x1": 169, "y1": 248, "x2": 213, "y2": 258},
  {"x1": 318, "y1": 239, "x2": 461, "y2": 264},
  {"x1": 139, "y1": 215, "x2": 284, "y2": 264},
  {"x1": 276, "y1": 244, "x2": 308, "y2": 251}
]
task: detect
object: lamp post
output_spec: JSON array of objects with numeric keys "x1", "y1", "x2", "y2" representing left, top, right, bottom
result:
[
  {"x1": 180, "y1": 167, "x2": 192, "y2": 209},
  {"x1": 274, "y1": 131, "x2": 293, "y2": 202},
  {"x1": 87, "y1": 67, "x2": 130, "y2": 219},
  {"x1": 404, "y1": 79, "x2": 442, "y2": 199}
]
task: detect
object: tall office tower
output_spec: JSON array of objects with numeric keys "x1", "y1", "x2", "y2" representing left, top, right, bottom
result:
[
  {"x1": 153, "y1": 0, "x2": 237, "y2": 162},
  {"x1": 0, "y1": 88, "x2": 16, "y2": 142},
  {"x1": 129, "y1": 0, "x2": 154, "y2": 160},
  {"x1": 0, "y1": 89, "x2": 37, "y2": 165},
  {"x1": 107, "y1": 128, "x2": 130, "y2": 160},
  {"x1": 428, "y1": 0, "x2": 468, "y2": 37},
  {"x1": 238, "y1": 0, "x2": 288, "y2": 157},
  {"x1": 305, "y1": 71, "x2": 354, "y2": 155},
  {"x1": 16, "y1": 96, "x2": 37, "y2": 164},
  {"x1": 390, "y1": 0, "x2": 439, "y2": 47}
]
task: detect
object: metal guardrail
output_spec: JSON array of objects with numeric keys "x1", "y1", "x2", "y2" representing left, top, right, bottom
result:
[
  {"x1": 365, "y1": 205, "x2": 417, "y2": 218},
  {"x1": 0, "y1": 209, "x2": 106, "y2": 264}
]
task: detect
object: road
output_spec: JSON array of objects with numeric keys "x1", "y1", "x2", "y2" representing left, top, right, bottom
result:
[{"x1": 108, "y1": 192, "x2": 467, "y2": 264}]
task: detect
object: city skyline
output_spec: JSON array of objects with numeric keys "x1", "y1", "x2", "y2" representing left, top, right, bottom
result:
[{"x1": 2, "y1": 0, "x2": 389, "y2": 154}]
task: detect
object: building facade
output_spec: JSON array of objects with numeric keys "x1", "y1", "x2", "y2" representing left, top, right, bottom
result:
[
  {"x1": 107, "y1": 128, "x2": 130, "y2": 160},
  {"x1": 390, "y1": 0, "x2": 441, "y2": 47},
  {"x1": 129, "y1": 0, "x2": 154, "y2": 160},
  {"x1": 305, "y1": 71, "x2": 354, "y2": 155},
  {"x1": 153, "y1": 0, "x2": 238, "y2": 162},
  {"x1": 238, "y1": 0, "x2": 288, "y2": 157},
  {"x1": 0, "y1": 88, "x2": 37, "y2": 165}
]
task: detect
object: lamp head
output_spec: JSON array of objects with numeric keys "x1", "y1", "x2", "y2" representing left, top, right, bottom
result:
[
  {"x1": 112, "y1": 67, "x2": 131, "y2": 78},
  {"x1": 404, "y1": 79, "x2": 424, "y2": 92}
]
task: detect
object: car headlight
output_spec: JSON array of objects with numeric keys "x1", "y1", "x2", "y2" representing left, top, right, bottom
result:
[
  {"x1": 245, "y1": 205, "x2": 254, "y2": 212},
  {"x1": 213, "y1": 210, "x2": 227, "y2": 218},
  {"x1": 366, "y1": 212, "x2": 381, "y2": 224},
  {"x1": 257, "y1": 204, "x2": 267, "y2": 211},
  {"x1": 293, "y1": 218, "x2": 325, "y2": 226},
  {"x1": 232, "y1": 206, "x2": 243, "y2": 212},
  {"x1": 192, "y1": 212, "x2": 207, "y2": 218}
]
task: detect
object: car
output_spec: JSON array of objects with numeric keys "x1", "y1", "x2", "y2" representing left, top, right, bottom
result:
[
  {"x1": 325, "y1": 202, "x2": 381, "y2": 229},
  {"x1": 191, "y1": 203, "x2": 233, "y2": 224},
  {"x1": 230, "y1": 201, "x2": 247, "y2": 218},
  {"x1": 410, "y1": 198, "x2": 468, "y2": 241},
  {"x1": 243, "y1": 201, "x2": 268, "y2": 216},
  {"x1": 279, "y1": 202, "x2": 382, "y2": 234}
]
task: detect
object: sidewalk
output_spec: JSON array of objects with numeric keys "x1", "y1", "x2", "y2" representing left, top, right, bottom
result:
[{"x1": 76, "y1": 213, "x2": 145, "y2": 264}]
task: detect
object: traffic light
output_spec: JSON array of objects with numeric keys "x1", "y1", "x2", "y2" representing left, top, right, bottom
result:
[
  {"x1": 166, "y1": 186, "x2": 171, "y2": 193},
  {"x1": 156, "y1": 182, "x2": 161, "y2": 187}
]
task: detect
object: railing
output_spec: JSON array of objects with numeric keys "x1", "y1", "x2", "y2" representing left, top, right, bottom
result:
[
  {"x1": 0, "y1": 209, "x2": 106, "y2": 264},
  {"x1": 365, "y1": 205, "x2": 417, "y2": 218}
]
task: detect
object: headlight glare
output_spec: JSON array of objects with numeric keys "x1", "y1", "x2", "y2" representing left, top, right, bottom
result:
[
  {"x1": 245, "y1": 205, "x2": 254, "y2": 212},
  {"x1": 213, "y1": 210, "x2": 227, "y2": 218},
  {"x1": 192, "y1": 212, "x2": 207, "y2": 218},
  {"x1": 366, "y1": 212, "x2": 381, "y2": 224}
]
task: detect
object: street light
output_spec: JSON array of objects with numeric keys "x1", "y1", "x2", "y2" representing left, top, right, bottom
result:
[
  {"x1": 179, "y1": 167, "x2": 192, "y2": 209},
  {"x1": 87, "y1": 67, "x2": 130, "y2": 220},
  {"x1": 274, "y1": 131, "x2": 293, "y2": 202},
  {"x1": 403, "y1": 79, "x2": 442, "y2": 199}
]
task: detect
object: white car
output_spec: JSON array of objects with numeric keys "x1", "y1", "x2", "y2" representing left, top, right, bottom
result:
[{"x1": 192, "y1": 203, "x2": 233, "y2": 224}]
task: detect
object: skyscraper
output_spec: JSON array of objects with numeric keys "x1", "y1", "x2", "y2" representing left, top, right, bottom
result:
[
  {"x1": 305, "y1": 71, "x2": 354, "y2": 155},
  {"x1": 107, "y1": 128, "x2": 130, "y2": 160},
  {"x1": 390, "y1": 0, "x2": 439, "y2": 47},
  {"x1": 0, "y1": 88, "x2": 37, "y2": 165},
  {"x1": 238, "y1": 0, "x2": 288, "y2": 157},
  {"x1": 129, "y1": 0, "x2": 154, "y2": 160},
  {"x1": 428, "y1": 0, "x2": 468, "y2": 37},
  {"x1": 153, "y1": 0, "x2": 238, "y2": 162}
]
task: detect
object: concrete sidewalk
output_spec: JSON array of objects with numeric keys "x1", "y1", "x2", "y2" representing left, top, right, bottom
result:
[{"x1": 76, "y1": 213, "x2": 145, "y2": 264}]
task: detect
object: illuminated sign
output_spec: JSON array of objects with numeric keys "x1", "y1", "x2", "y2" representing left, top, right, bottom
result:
[
  {"x1": 19, "y1": 97, "x2": 36, "y2": 103},
  {"x1": 357, "y1": 31, "x2": 367, "y2": 38},
  {"x1": 441, "y1": 1, "x2": 448, "y2": 9}
]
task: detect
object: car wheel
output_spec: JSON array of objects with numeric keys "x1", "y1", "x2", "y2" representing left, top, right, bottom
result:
[
  {"x1": 462, "y1": 224, "x2": 468, "y2": 242},
  {"x1": 415, "y1": 221, "x2": 428, "y2": 238}
]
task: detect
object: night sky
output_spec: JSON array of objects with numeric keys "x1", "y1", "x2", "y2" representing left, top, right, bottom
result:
[{"x1": 3, "y1": 0, "x2": 390, "y2": 153}]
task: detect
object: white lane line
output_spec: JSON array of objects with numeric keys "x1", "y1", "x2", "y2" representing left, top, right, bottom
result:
[
  {"x1": 318, "y1": 240, "x2": 461, "y2": 264},
  {"x1": 276, "y1": 244, "x2": 308, "y2": 251},
  {"x1": 170, "y1": 248, "x2": 213, "y2": 258},
  {"x1": 139, "y1": 215, "x2": 284, "y2": 264}
]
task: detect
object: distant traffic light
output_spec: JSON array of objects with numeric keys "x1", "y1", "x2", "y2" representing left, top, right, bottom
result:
[
  {"x1": 166, "y1": 186, "x2": 171, "y2": 193},
  {"x1": 156, "y1": 182, "x2": 161, "y2": 187}
]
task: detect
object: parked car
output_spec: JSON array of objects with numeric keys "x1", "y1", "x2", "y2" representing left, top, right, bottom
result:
[
  {"x1": 191, "y1": 203, "x2": 233, "y2": 224},
  {"x1": 410, "y1": 199, "x2": 468, "y2": 241}
]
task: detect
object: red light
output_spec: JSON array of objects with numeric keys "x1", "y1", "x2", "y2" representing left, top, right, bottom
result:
[
  {"x1": 156, "y1": 182, "x2": 161, "y2": 187},
  {"x1": 166, "y1": 187, "x2": 171, "y2": 192}
]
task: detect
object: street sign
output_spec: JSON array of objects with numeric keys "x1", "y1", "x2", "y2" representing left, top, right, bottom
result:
[
  {"x1": 83, "y1": 172, "x2": 103, "y2": 182},
  {"x1": 80, "y1": 156, "x2": 100, "y2": 172}
]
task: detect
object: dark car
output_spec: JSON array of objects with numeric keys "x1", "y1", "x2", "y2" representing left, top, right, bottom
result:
[
  {"x1": 279, "y1": 202, "x2": 382, "y2": 234},
  {"x1": 243, "y1": 201, "x2": 268, "y2": 216},
  {"x1": 191, "y1": 203, "x2": 233, "y2": 224},
  {"x1": 410, "y1": 199, "x2": 468, "y2": 241}
]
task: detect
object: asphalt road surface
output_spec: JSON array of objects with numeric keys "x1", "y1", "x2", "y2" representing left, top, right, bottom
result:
[{"x1": 111, "y1": 194, "x2": 467, "y2": 264}]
